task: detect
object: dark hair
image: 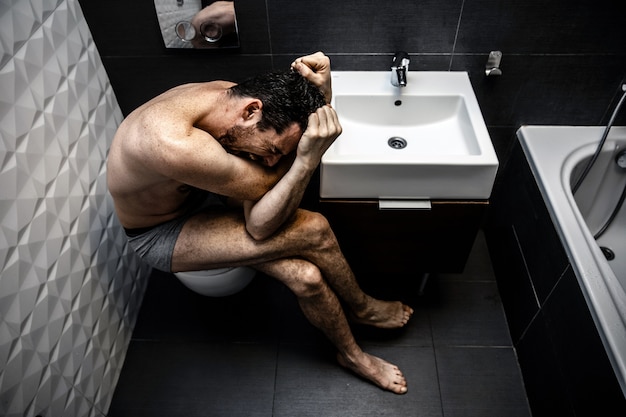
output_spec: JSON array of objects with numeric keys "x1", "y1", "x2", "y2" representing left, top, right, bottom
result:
[{"x1": 229, "y1": 70, "x2": 326, "y2": 134}]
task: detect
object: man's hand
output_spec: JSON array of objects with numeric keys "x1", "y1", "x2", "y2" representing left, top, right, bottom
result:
[
  {"x1": 291, "y1": 52, "x2": 333, "y2": 104},
  {"x1": 241, "y1": 51, "x2": 340, "y2": 240},
  {"x1": 241, "y1": 95, "x2": 341, "y2": 241},
  {"x1": 296, "y1": 106, "x2": 342, "y2": 170}
]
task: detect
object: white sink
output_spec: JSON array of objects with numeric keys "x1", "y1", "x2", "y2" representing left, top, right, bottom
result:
[{"x1": 320, "y1": 71, "x2": 499, "y2": 199}]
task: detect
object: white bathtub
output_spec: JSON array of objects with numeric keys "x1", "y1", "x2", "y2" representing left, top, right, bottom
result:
[{"x1": 518, "y1": 126, "x2": 626, "y2": 395}]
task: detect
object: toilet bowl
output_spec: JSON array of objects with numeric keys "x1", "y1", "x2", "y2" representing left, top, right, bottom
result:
[{"x1": 174, "y1": 267, "x2": 256, "y2": 297}]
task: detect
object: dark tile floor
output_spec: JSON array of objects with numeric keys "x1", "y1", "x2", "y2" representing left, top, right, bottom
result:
[{"x1": 108, "y1": 232, "x2": 531, "y2": 417}]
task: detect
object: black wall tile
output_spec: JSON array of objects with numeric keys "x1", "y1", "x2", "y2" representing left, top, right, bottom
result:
[
  {"x1": 457, "y1": 0, "x2": 626, "y2": 54},
  {"x1": 488, "y1": 142, "x2": 569, "y2": 306},
  {"x1": 229, "y1": 0, "x2": 271, "y2": 54},
  {"x1": 516, "y1": 313, "x2": 574, "y2": 417},
  {"x1": 486, "y1": 159, "x2": 540, "y2": 344},
  {"x1": 542, "y1": 267, "x2": 626, "y2": 415},
  {"x1": 453, "y1": 54, "x2": 626, "y2": 127},
  {"x1": 266, "y1": 0, "x2": 462, "y2": 54},
  {"x1": 79, "y1": 0, "x2": 163, "y2": 56},
  {"x1": 485, "y1": 127, "x2": 516, "y2": 171},
  {"x1": 271, "y1": 54, "x2": 453, "y2": 74},
  {"x1": 103, "y1": 55, "x2": 273, "y2": 115}
]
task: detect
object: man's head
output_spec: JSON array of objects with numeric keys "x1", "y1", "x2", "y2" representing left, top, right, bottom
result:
[{"x1": 228, "y1": 70, "x2": 326, "y2": 135}]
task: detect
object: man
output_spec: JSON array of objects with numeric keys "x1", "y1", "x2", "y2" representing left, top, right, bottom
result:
[{"x1": 107, "y1": 52, "x2": 413, "y2": 394}]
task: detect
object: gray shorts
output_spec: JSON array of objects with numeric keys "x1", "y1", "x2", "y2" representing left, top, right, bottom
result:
[{"x1": 125, "y1": 190, "x2": 226, "y2": 272}]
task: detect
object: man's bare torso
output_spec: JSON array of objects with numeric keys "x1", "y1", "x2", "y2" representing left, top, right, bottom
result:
[{"x1": 107, "y1": 82, "x2": 232, "y2": 229}]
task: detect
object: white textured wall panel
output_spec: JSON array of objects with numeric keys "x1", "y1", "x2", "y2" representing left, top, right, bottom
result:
[{"x1": 0, "y1": 1, "x2": 151, "y2": 416}]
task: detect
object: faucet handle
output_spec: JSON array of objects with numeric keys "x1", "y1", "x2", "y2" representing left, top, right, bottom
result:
[
  {"x1": 392, "y1": 51, "x2": 410, "y2": 69},
  {"x1": 391, "y1": 51, "x2": 410, "y2": 87},
  {"x1": 485, "y1": 51, "x2": 502, "y2": 76}
]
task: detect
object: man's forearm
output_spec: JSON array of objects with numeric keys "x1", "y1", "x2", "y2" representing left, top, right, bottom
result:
[
  {"x1": 243, "y1": 104, "x2": 341, "y2": 240},
  {"x1": 243, "y1": 157, "x2": 315, "y2": 240}
]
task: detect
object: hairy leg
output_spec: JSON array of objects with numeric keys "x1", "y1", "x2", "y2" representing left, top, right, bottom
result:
[
  {"x1": 172, "y1": 208, "x2": 412, "y2": 328},
  {"x1": 292, "y1": 213, "x2": 414, "y2": 328},
  {"x1": 254, "y1": 258, "x2": 408, "y2": 394}
]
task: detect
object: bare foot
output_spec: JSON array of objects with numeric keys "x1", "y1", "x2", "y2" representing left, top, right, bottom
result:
[
  {"x1": 351, "y1": 299, "x2": 414, "y2": 329},
  {"x1": 337, "y1": 352, "x2": 408, "y2": 394}
]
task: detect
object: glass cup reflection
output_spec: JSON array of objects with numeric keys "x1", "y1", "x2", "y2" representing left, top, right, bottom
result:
[
  {"x1": 200, "y1": 21, "x2": 222, "y2": 42},
  {"x1": 175, "y1": 21, "x2": 196, "y2": 42}
]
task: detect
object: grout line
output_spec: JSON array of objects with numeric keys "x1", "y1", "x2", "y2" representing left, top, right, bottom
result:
[
  {"x1": 512, "y1": 224, "x2": 541, "y2": 308},
  {"x1": 449, "y1": 0, "x2": 467, "y2": 71},
  {"x1": 428, "y1": 309, "x2": 446, "y2": 416},
  {"x1": 263, "y1": 0, "x2": 274, "y2": 69},
  {"x1": 271, "y1": 342, "x2": 280, "y2": 417},
  {"x1": 440, "y1": 344, "x2": 515, "y2": 349}
]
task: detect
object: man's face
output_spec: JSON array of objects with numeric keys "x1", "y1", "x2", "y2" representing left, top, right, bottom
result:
[{"x1": 218, "y1": 122, "x2": 302, "y2": 167}]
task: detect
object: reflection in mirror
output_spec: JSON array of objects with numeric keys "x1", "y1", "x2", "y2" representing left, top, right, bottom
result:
[{"x1": 154, "y1": 0, "x2": 240, "y2": 49}]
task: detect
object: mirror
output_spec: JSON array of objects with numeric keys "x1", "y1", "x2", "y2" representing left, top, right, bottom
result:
[{"x1": 154, "y1": 0, "x2": 240, "y2": 49}]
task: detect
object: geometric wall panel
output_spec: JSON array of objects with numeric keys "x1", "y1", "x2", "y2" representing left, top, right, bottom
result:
[{"x1": 0, "y1": 1, "x2": 151, "y2": 416}]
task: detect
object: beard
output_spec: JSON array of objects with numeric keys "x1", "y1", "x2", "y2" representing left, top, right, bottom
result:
[
  {"x1": 216, "y1": 125, "x2": 263, "y2": 162},
  {"x1": 216, "y1": 125, "x2": 254, "y2": 149}
]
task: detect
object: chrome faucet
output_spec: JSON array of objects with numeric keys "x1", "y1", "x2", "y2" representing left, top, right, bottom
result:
[{"x1": 391, "y1": 51, "x2": 410, "y2": 87}]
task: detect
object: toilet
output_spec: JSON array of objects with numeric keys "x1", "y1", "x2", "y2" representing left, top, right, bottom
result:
[{"x1": 174, "y1": 267, "x2": 256, "y2": 297}]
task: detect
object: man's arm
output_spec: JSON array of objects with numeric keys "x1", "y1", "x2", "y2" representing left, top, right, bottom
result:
[
  {"x1": 243, "y1": 106, "x2": 341, "y2": 240},
  {"x1": 154, "y1": 128, "x2": 291, "y2": 202},
  {"x1": 291, "y1": 52, "x2": 333, "y2": 104}
]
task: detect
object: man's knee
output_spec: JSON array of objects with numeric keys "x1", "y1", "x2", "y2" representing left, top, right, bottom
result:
[
  {"x1": 297, "y1": 210, "x2": 335, "y2": 249},
  {"x1": 292, "y1": 261, "x2": 325, "y2": 297}
]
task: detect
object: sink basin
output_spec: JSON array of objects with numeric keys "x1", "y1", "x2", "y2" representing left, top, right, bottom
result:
[{"x1": 320, "y1": 71, "x2": 499, "y2": 199}]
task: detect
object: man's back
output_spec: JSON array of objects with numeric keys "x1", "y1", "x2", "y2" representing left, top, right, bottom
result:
[{"x1": 107, "y1": 82, "x2": 223, "y2": 228}]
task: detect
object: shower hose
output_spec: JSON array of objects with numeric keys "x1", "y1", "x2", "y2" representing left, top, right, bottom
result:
[{"x1": 572, "y1": 86, "x2": 626, "y2": 240}]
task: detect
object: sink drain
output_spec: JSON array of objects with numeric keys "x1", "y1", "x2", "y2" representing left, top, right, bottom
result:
[{"x1": 388, "y1": 137, "x2": 407, "y2": 149}]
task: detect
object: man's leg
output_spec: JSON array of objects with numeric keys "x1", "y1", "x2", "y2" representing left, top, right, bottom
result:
[
  {"x1": 170, "y1": 207, "x2": 412, "y2": 393},
  {"x1": 253, "y1": 258, "x2": 407, "y2": 394},
  {"x1": 284, "y1": 210, "x2": 414, "y2": 329},
  {"x1": 172, "y1": 208, "x2": 413, "y2": 329}
]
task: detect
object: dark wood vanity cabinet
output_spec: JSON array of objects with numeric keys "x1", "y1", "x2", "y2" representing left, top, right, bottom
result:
[{"x1": 318, "y1": 199, "x2": 488, "y2": 279}]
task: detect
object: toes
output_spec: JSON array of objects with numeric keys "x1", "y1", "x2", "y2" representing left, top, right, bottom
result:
[
  {"x1": 390, "y1": 379, "x2": 408, "y2": 394},
  {"x1": 401, "y1": 305, "x2": 414, "y2": 325},
  {"x1": 400, "y1": 305, "x2": 413, "y2": 325}
]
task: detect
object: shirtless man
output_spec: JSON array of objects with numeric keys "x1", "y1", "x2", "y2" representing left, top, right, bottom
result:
[{"x1": 107, "y1": 52, "x2": 413, "y2": 394}]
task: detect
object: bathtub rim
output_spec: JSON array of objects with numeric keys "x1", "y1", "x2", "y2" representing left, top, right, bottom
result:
[{"x1": 517, "y1": 125, "x2": 626, "y2": 396}]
